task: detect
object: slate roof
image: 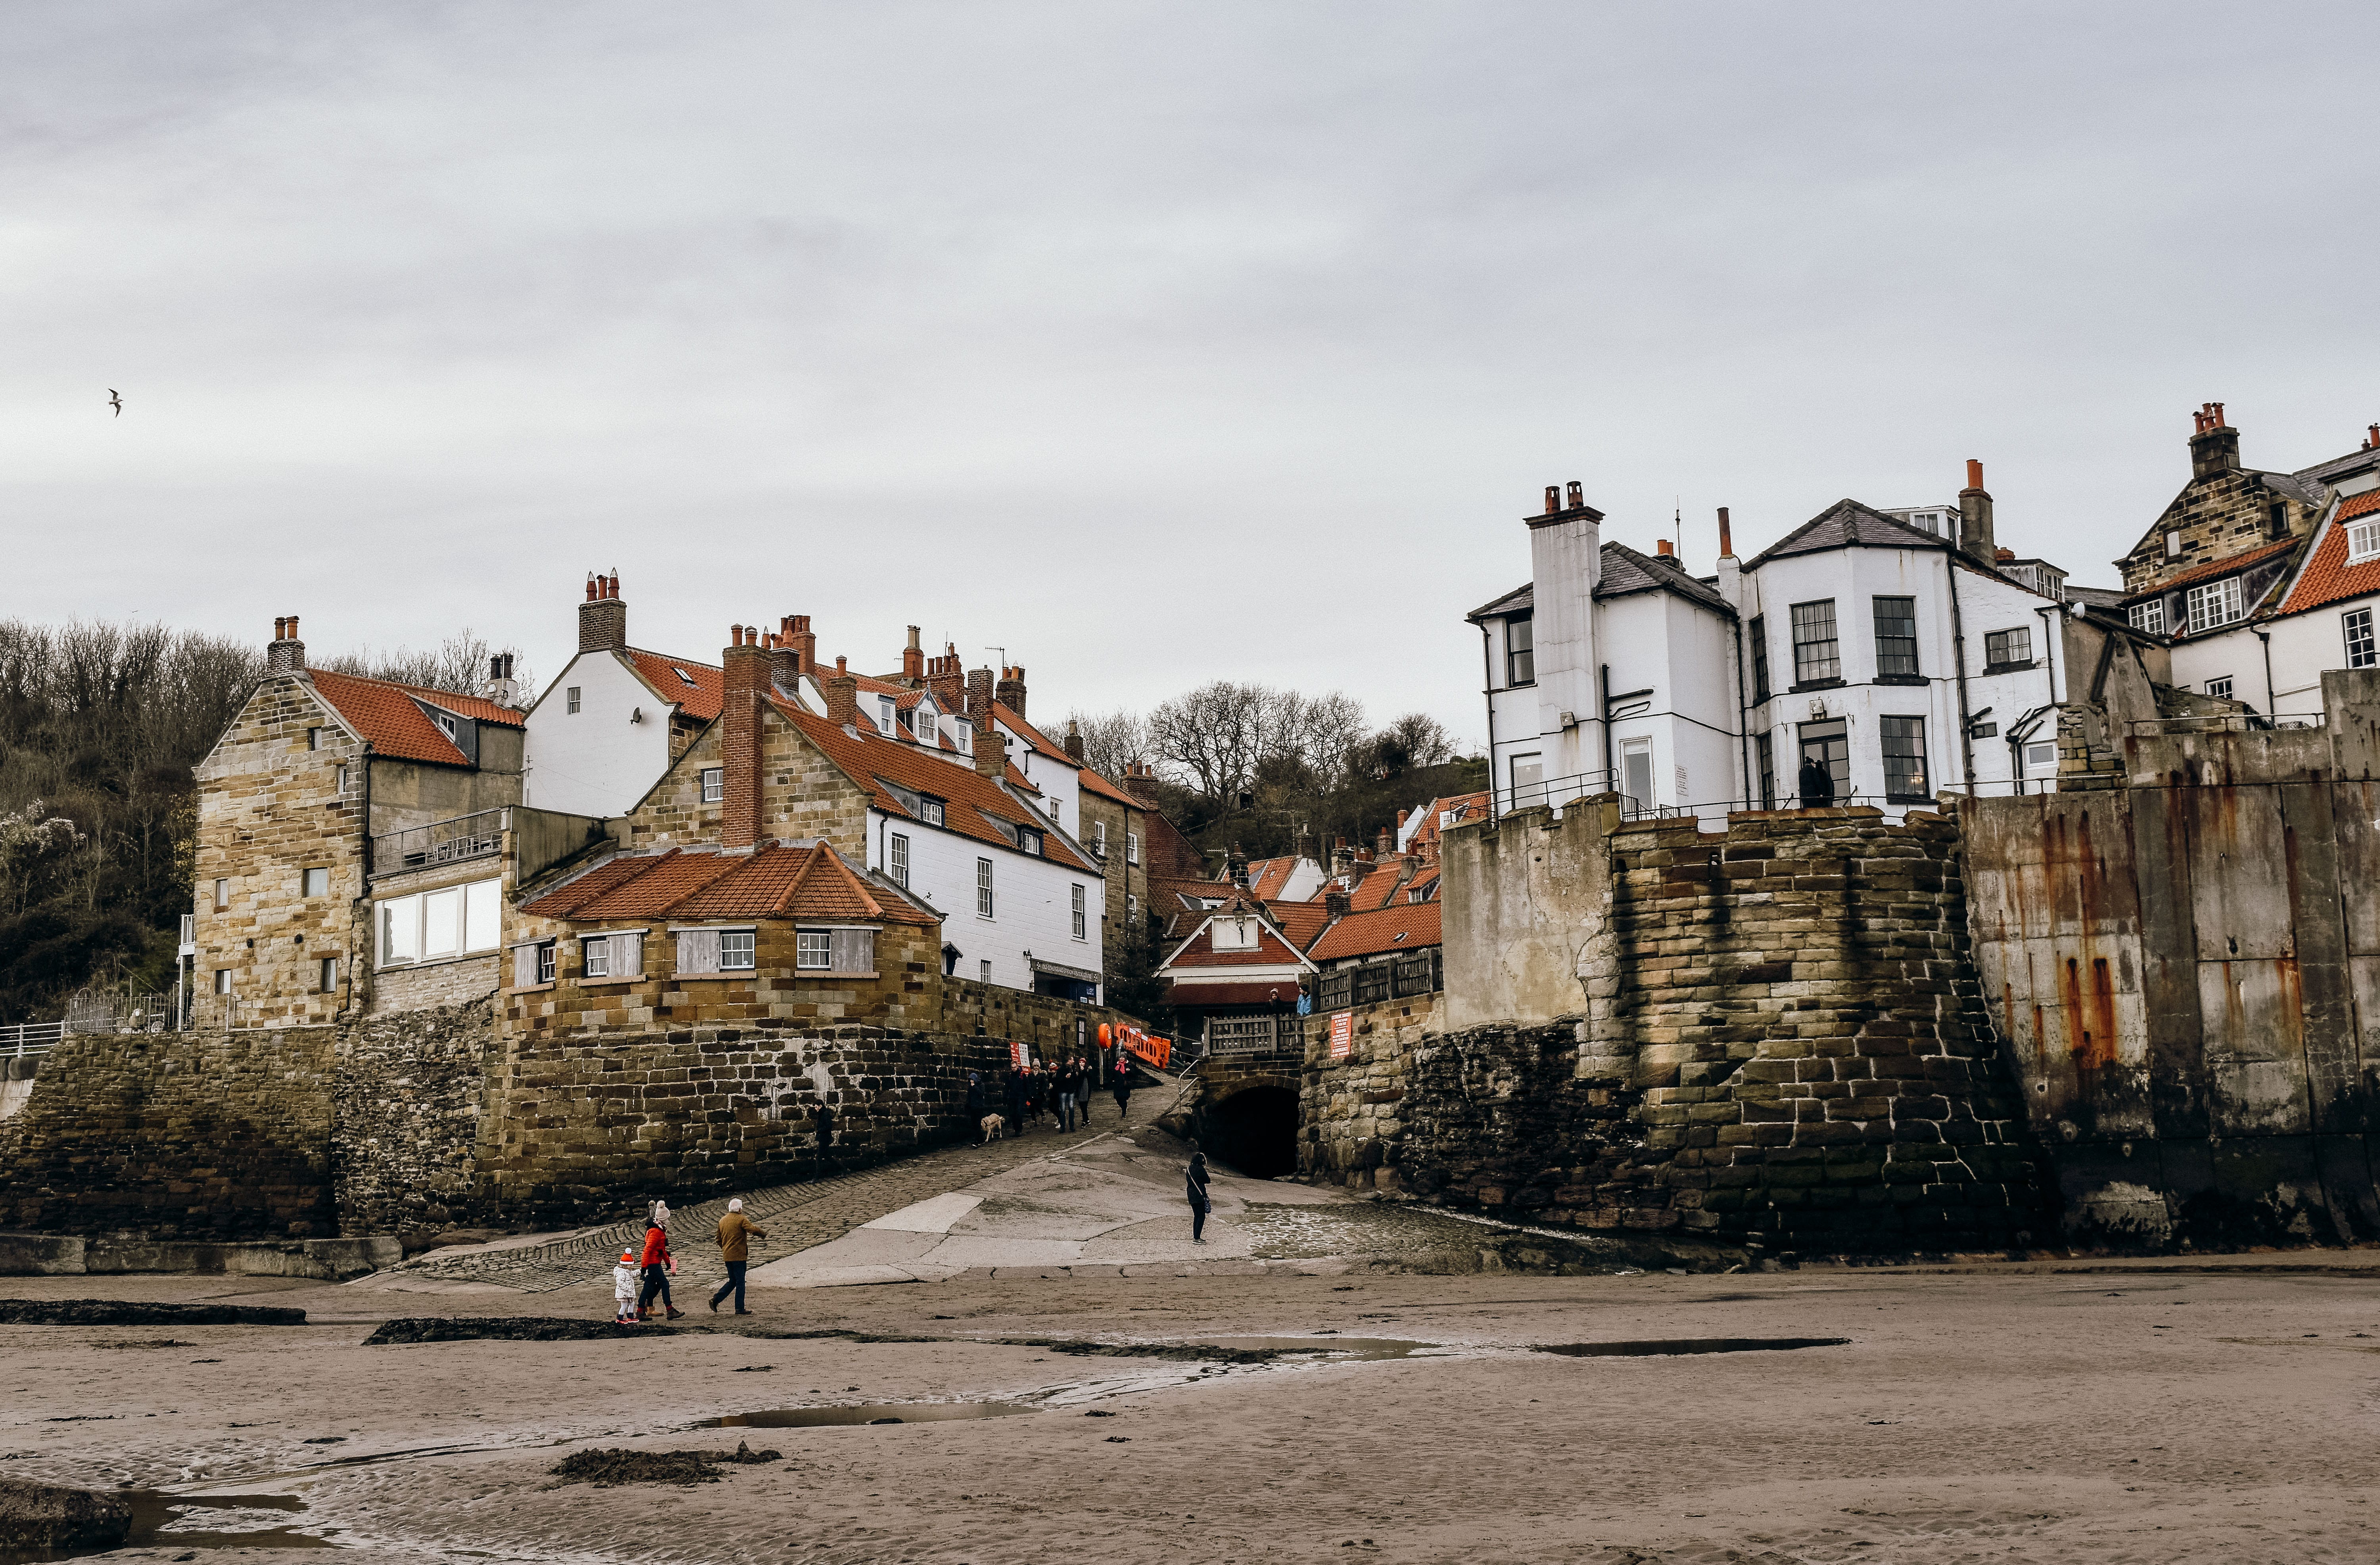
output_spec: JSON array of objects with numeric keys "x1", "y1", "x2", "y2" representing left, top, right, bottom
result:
[
  {"x1": 1467, "y1": 581, "x2": 1535, "y2": 621},
  {"x1": 520, "y1": 841, "x2": 936, "y2": 925},
  {"x1": 1597, "y1": 542, "x2": 1734, "y2": 613},
  {"x1": 1308, "y1": 901, "x2": 1443, "y2": 963},
  {"x1": 308, "y1": 669, "x2": 520, "y2": 767},
  {"x1": 2276, "y1": 491, "x2": 2380, "y2": 618},
  {"x1": 1742, "y1": 499, "x2": 1961, "y2": 570},
  {"x1": 623, "y1": 650, "x2": 725, "y2": 721}
]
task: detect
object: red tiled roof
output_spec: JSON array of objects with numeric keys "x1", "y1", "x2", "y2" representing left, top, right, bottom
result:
[
  {"x1": 1244, "y1": 856, "x2": 1303, "y2": 900},
  {"x1": 2129, "y1": 536, "x2": 2301, "y2": 600},
  {"x1": 521, "y1": 843, "x2": 935, "y2": 925},
  {"x1": 1348, "y1": 863, "x2": 1412, "y2": 911},
  {"x1": 1402, "y1": 791, "x2": 1488, "y2": 858},
  {"x1": 768, "y1": 696, "x2": 1099, "y2": 874},
  {"x1": 993, "y1": 703, "x2": 1080, "y2": 770},
  {"x1": 624, "y1": 650, "x2": 724, "y2": 721},
  {"x1": 309, "y1": 669, "x2": 473, "y2": 766},
  {"x1": 1266, "y1": 900, "x2": 1335, "y2": 951},
  {"x1": 1163, "y1": 922, "x2": 1311, "y2": 968},
  {"x1": 1308, "y1": 902, "x2": 1442, "y2": 963},
  {"x1": 1078, "y1": 767, "x2": 1136, "y2": 806},
  {"x1": 1403, "y1": 872, "x2": 1440, "y2": 903},
  {"x1": 2278, "y1": 492, "x2": 2380, "y2": 617}
]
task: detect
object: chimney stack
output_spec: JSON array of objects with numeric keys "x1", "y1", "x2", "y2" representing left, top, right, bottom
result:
[
  {"x1": 1566, "y1": 481, "x2": 1585, "y2": 511},
  {"x1": 901, "y1": 626, "x2": 924, "y2": 684},
  {"x1": 2365, "y1": 424, "x2": 2379, "y2": 452},
  {"x1": 972, "y1": 706, "x2": 1005, "y2": 779},
  {"x1": 1654, "y1": 538, "x2": 1675, "y2": 558},
  {"x1": 1296, "y1": 825, "x2": 1318, "y2": 862},
  {"x1": 1063, "y1": 719, "x2": 1085, "y2": 763},
  {"x1": 578, "y1": 569, "x2": 627, "y2": 653},
  {"x1": 1957, "y1": 460, "x2": 1996, "y2": 562},
  {"x1": 925, "y1": 643, "x2": 965, "y2": 711},
  {"x1": 2188, "y1": 403, "x2": 2241, "y2": 480},
  {"x1": 1323, "y1": 887, "x2": 1352, "y2": 919},
  {"x1": 1228, "y1": 844, "x2": 1249, "y2": 890},
  {"x1": 720, "y1": 626, "x2": 769, "y2": 849},
  {"x1": 996, "y1": 664, "x2": 1027, "y2": 721},
  {"x1": 822, "y1": 655, "x2": 860, "y2": 729},
  {"x1": 1717, "y1": 506, "x2": 1733, "y2": 559},
  {"x1": 1330, "y1": 837, "x2": 1352, "y2": 878},
  {"x1": 1375, "y1": 825, "x2": 1393, "y2": 856},
  {"x1": 965, "y1": 666, "x2": 994, "y2": 722},
  {"x1": 1120, "y1": 760, "x2": 1163, "y2": 807},
  {"x1": 267, "y1": 615, "x2": 306, "y2": 673},
  {"x1": 484, "y1": 652, "x2": 519, "y2": 708}
]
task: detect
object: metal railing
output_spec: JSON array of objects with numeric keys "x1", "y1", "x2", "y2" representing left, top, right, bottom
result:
[
  {"x1": 64, "y1": 985, "x2": 182, "y2": 1035},
  {"x1": 372, "y1": 808, "x2": 506, "y2": 873},
  {"x1": 1, "y1": 1021, "x2": 64, "y2": 1059}
]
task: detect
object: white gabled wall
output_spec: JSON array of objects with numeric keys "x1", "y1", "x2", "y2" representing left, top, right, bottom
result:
[
  {"x1": 522, "y1": 651, "x2": 676, "y2": 817},
  {"x1": 870, "y1": 807, "x2": 1102, "y2": 997}
]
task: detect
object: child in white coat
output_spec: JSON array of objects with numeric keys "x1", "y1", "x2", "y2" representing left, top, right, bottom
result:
[{"x1": 611, "y1": 1248, "x2": 639, "y2": 1324}]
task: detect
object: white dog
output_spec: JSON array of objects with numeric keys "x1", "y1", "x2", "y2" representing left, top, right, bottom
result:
[{"x1": 979, "y1": 1113, "x2": 1006, "y2": 1144}]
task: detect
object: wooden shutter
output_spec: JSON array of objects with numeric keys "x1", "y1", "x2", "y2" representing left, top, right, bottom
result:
[
  {"x1": 832, "y1": 927, "x2": 875, "y2": 974},
  {"x1": 677, "y1": 927, "x2": 720, "y2": 975},
  {"x1": 616, "y1": 931, "x2": 643, "y2": 978},
  {"x1": 512, "y1": 944, "x2": 539, "y2": 989}
]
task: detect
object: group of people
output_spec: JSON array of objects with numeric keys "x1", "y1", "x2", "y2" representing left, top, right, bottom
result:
[
  {"x1": 965, "y1": 1050, "x2": 1135, "y2": 1142},
  {"x1": 610, "y1": 1196, "x2": 771, "y2": 1323}
]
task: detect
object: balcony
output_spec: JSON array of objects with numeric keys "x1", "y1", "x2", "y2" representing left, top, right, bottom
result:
[
  {"x1": 1313, "y1": 949, "x2": 1442, "y2": 1014},
  {"x1": 372, "y1": 809, "x2": 506, "y2": 873},
  {"x1": 1203, "y1": 1014, "x2": 1299, "y2": 1057}
]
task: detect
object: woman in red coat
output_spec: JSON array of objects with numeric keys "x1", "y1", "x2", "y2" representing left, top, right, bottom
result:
[{"x1": 637, "y1": 1201, "x2": 683, "y2": 1320}]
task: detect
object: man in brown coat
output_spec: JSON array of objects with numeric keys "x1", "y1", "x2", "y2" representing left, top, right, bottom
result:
[{"x1": 708, "y1": 1198, "x2": 768, "y2": 1315}]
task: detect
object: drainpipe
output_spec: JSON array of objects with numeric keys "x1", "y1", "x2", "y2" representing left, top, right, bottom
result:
[
  {"x1": 1945, "y1": 555, "x2": 1977, "y2": 796},
  {"x1": 2035, "y1": 603, "x2": 2062, "y2": 795},
  {"x1": 1478, "y1": 622, "x2": 1498, "y2": 814},
  {"x1": 2255, "y1": 628, "x2": 2275, "y2": 721},
  {"x1": 1599, "y1": 663, "x2": 1615, "y2": 786}
]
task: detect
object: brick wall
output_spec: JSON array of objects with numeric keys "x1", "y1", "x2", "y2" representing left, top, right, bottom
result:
[
  {"x1": 191, "y1": 674, "x2": 366, "y2": 1027},
  {"x1": 0, "y1": 1026, "x2": 338, "y2": 1239}
]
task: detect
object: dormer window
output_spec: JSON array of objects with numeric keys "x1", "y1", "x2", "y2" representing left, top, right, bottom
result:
[
  {"x1": 435, "y1": 713, "x2": 458, "y2": 739},
  {"x1": 2348, "y1": 518, "x2": 2380, "y2": 566},
  {"x1": 1016, "y1": 827, "x2": 1044, "y2": 857},
  {"x1": 918, "y1": 797, "x2": 945, "y2": 828},
  {"x1": 877, "y1": 696, "x2": 896, "y2": 733}
]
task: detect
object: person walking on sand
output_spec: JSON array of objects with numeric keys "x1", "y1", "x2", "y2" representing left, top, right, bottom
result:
[
  {"x1": 1186, "y1": 1140, "x2": 1212, "y2": 1244},
  {"x1": 611, "y1": 1248, "x2": 639, "y2": 1324},
  {"x1": 710, "y1": 1198, "x2": 768, "y2": 1315},
  {"x1": 637, "y1": 1202, "x2": 682, "y2": 1320}
]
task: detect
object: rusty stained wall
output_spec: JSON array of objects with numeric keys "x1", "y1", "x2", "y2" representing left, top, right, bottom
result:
[{"x1": 1962, "y1": 718, "x2": 2380, "y2": 1247}]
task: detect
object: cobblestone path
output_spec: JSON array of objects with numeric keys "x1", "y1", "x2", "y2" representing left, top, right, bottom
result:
[{"x1": 388, "y1": 1083, "x2": 1184, "y2": 1295}]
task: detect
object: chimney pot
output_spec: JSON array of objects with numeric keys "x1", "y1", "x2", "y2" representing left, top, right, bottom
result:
[
  {"x1": 1996, "y1": 547, "x2": 2015, "y2": 562},
  {"x1": 2366, "y1": 423, "x2": 2378, "y2": 451},
  {"x1": 578, "y1": 571, "x2": 628, "y2": 652},
  {"x1": 1718, "y1": 506, "x2": 1733, "y2": 559},
  {"x1": 1655, "y1": 538, "x2": 1674, "y2": 558},
  {"x1": 1965, "y1": 459, "x2": 1984, "y2": 492},
  {"x1": 1543, "y1": 485, "x2": 1560, "y2": 515},
  {"x1": 1566, "y1": 480, "x2": 1585, "y2": 510}
]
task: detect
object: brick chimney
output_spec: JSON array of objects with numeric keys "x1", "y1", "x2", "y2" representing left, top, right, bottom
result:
[
  {"x1": 720, "y1": 625, "x2": 768, "y2": 849},
  {"x1": 901, "y1": 626, "x2": 924, "y2": 685},
  {"x1": 925, "y1": 644, "x2": 965, "y2": 711},
  {"x1": 777, "y1": 614, "x2": 815, "y2": 678},
  {"x1": 2189, "y1": 403, "x2": 2240, "y2": 481},
  {"x1": 267, "y1": 615, "x2": 306, "y2": 673},
  {"x1": 1330, "y1": 836, "x2": 1352, "y2": 878},
  {"x1": 1717, "y1": 505, "x2": 1734, "y2": 559},
  {"x1": 972, "y1": 707, "x2": 1005, "y2": 779},
  {"x1": 996, "y1": 664, "x2": 1027, "y2": 721},
  {"x1": 1374, "y1": 825, "x2": 1393, "y2": 856},
  {"x1": 578, "y1": 570, "x2": 626, "y2": 653},
  {"x1": 2365, "y1": 423, "x2": 2379, "y2": 452},
  {"x1": 1064, "y1": 719, "x2": 1085, "y2": 763},
  {"x1": 766, "y1": 624, "x2": 800, "y2": 695},
  {"x1": 822, "y1": 655, "x2": 860, "y2": 729},
  {"x1": 1323, "y1": 887, "x2": 1352, "y2": 919},
  {"x1": 965, "y1": 666, "x2": 994, "y2": 722},
  {"x1": 1120, "y1": 760, "x2": 1163, "y2": 807},
  {"x1": 1957, "y1": 459, "x2": 1996, "y2": 561},
  {"x1": 1296, "y1": 826, "x2": 1317, "y2": 862}
]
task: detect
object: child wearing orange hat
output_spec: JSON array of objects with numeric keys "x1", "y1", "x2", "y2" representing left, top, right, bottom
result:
[{"x1": 611, "y1": 1248, "x2": 640, "y2": 1324}]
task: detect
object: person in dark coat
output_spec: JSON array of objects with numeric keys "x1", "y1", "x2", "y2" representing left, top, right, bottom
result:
[
  {"x1": 1798, "y1": 754, "x2": 1835, "y2": 809},
  {"x1": 1111, "y1": 1057, "x2": 1132, "y2": 1121},
  {"x1": 1185, "y1": 1141, "x2": 1212, "y2": 1244},
  {"x1": 1003, "y1": 1066, "x2": 1027, "y2": 1139},
  {"x1": 965, "y1": 1071, "x2": 988, "y2": 1142},
  {"x1": 1056, "y1": 1058, "x2": 1080, "y2": 1133}
]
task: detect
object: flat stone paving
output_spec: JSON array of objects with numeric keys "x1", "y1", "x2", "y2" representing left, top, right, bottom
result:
[{"x1": 380, "y1": 1085, "x2": 1184, "y2": 1294}]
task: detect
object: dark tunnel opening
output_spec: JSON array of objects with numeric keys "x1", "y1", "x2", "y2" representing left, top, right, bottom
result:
[{"x1": 1199, "y1": 1085, "x2": 1300, "y2": 1179}]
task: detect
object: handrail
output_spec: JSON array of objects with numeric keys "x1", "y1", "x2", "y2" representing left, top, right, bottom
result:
[{"x1": 372, "y1": 808, "x2": 507, "y2": 874}]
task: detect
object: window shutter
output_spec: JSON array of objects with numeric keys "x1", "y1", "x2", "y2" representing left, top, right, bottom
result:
[
  {"x1": 678, "y1": 927, "x2": 721, "y2": 975},
  {"x1": 833, "y1": 927, "x2": 875, "y2": 974},
  {"x1": 617, "y1": 931, "x2": 643, "y2": 978},
  {"x1": 512, "y1": 944, "x2": 539, "y2": 989}
]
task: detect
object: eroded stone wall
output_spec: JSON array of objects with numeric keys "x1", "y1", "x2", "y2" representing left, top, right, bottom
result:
[{"x1": 332, "y1": 1000, "x2": 500, "y2": 1236}]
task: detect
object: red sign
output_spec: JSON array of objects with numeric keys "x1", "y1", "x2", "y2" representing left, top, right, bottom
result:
[{"x1": 1328, "y1": 1011, "x2": 1353, "y2": 1061}]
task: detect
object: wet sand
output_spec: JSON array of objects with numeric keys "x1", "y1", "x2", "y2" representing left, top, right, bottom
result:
[{"x1": 7, "y1": 1254, "x2": 2380, "y2": 1563}]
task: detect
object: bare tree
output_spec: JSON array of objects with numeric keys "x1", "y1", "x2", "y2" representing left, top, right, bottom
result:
[
  {"x1": 1146, "y1": 681, "x2": 1367, "y2": 803},
  {"x1": 1349, "y1": 712, "x2": 1457, "y2": 780},
  {"x1": 322, "y1": 629, "x2": 532, "y2": 701},
  {"x1": 1066, "y1": 707, "x2": 1151, "y2": 780}
]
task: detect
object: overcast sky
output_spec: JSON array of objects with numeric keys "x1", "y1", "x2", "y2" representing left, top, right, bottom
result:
[{"x1": 5, "y1": 3, "x2": 2375, "y2": 749}]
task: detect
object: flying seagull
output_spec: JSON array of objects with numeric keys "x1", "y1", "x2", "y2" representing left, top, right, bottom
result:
[{"x1": 107, "y1": 389, "x2": 122, "y2": 417}]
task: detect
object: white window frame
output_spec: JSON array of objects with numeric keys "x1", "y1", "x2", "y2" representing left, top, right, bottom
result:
[
  {"x1": 566, "y1": 686, "x2": 582, "y2": 714},
  {"x1": 797, "y1": 929, "x2": 833, "y2": 970},
  {"x1": 1071, "y1": 884, "x2": 1086, "y2": 940},
  {"x1": 701, "y1": 767, "x2": 724, "y2": 804},
  {"x1": 213, "y1": 967, "x2": 232, "y2": 995},
  {"x1": 213, "y1": 877, "x2": 230, "y2": 910},
  {"x1": 317, "y1": 956, "x2": 338, "y2": 993},
  {"x1": 2129, "y1": 599, "x2": 2165, "y2": 635},
  {"x1": 878, "y1": 696, "x2": 896, "y2": 733},
  {"x1": 2347, "y1": 520, "x2": 2380, "y2": 566},
  {"x1": 377, "y1": 878, "x2": 503, "y2": 967},
  {"x1": 583, "y1": 936, "x2": 610, "y2": 979},
  {"x1": 1125, "y1": 831, "x2": 1140, "y2": 866},
  {"x1": 537, "y1": 943, "x2": 557, "y2": 984},
  {"x1": 302, "y1": 866, "x2": 328, "y2": 898},
  {"x1": 2184, "y1": 577, "x2": 2243, "y2": 636},
  {"x1": 2024, "y1": 740, "x2": 2058, "y2": 772},
  {"x1": 889, "y1": 831, "x2": 910, "y2": 886},
  {"x1": 919, "y1": 797, "x2": 945, "y2": 828},
  {"x1": 2206, "y1": 677, "x2": 2234, "y2": 699},
  {"x1": 2347, "y1": 608, "x2": 2378, "y2": 670},
  {"x1": 977, "y1": 857, "x2": 995, "y2": 918},
  {"x1": 720, "y1": 928, "x2": 756, "y2": 971}
]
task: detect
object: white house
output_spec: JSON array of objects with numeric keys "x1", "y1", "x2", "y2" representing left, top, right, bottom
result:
[
  {"x1": 521, "y1": 573, "x2": 726, "y2": 817},
  {"x1": 1470, "y1": 466, "x2": 2071, "y2": 819},
  {"x1": 2178, "y1": 438, "x2": 2380, "y2": 722}
]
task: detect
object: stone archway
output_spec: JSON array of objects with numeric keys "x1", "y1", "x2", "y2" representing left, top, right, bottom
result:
[{"x1": 1192, "y1": 1070, "x2": 1301, "y2": 1179}]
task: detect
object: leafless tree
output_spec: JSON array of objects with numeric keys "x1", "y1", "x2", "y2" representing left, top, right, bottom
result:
[
  {"x1": 1065, "y1": 707, "x2": 1152, "y2": 780},
  {"x1": 321, "y1": 629, "x2": 532, "y2": 701},
  {"x1": 1144, "y1": 681, "x2": 1368, "y2": 803}
]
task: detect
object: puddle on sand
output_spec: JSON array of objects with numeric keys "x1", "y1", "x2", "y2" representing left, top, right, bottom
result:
[
  {"x1": 702, "y1": 1402, "x2": 1028, "y2": 1429},
  {"x1": 1535, "y1": 1336, "x2": 1851, "y2": 1358},
  {"x1": 0, "y1": 1491, "x2": 330, "y2": 1563}
]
